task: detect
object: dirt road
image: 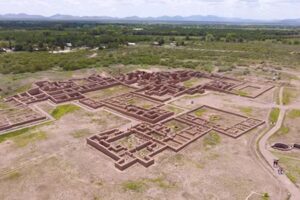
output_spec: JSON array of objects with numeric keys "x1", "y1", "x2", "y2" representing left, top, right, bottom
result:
[{"x1": 257, "y1": 87, "x2": 300, "y2": 200}]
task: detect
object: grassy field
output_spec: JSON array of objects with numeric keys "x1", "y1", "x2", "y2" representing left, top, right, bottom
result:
[
  {"x1": 51, "y1": 104, "x2": 80, "y2": 120},
  {"x1": 269, "y1": 108, "x2": 280, "y2": 125}
]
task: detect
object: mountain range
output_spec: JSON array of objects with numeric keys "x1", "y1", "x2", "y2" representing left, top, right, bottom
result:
[{"x1": 0, "y1": 13, "x2": 299, "y2": 25}]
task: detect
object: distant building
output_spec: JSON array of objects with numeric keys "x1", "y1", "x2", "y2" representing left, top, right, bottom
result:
[
  {"x1": 127, "y1": 42, "x2": 136, "y2": 46},
  {"x1": 170, "y1": 42, "x2": 177, "y2": 47},
  {"x1": 133, "y1": 28, "x2": 144, "y2": 31},
  {"x1": 66, "y1": 43, "x2": 72, "y2": 47},
  {"x1": 0, "y1": 48, "x2": 6, "y2": 53},
  {"x1": 152, "y1": 41, "x2": 159, "y2": 46}
]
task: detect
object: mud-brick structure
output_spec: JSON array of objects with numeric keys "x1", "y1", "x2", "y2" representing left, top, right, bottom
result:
[
  {"x1": 86, "y1": 105, "x2": 265, "y2": 170},
  {"x1": 79, "y1": 98, "x2": 104, "y2": 109},
  {"x1": 231, "y1": 83, "x2": 274, "y2": 98},
  {"x1": 0, "y1": 98, "x2": 47, "y2": 132},
  {"x1": 178, "y1": 105, "x2": 264, "y2": 138},
  {"x1": 87, "y1": 122, "x2": 211, "y2": 170},
  {"x1": 117, "y1": 71, "x2": 208, "y2": 100},
  {"x1": 8, "y1": 74, "x2": 120, "y2": 105},
  {"x1": 102, "y1": 93, "x2": 174, "y2": 123},
  {"x1": 7, "y1": 70, "x2": 274, "y2": 106},
  {"x1": 79, "y1": 93, "x2": 174, "y2": 123},
  {"x1": 116, "y1": 70, "x2": 202, "y2": 86}
]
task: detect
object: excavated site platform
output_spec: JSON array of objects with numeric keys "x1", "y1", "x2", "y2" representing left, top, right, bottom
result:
[{"x1": 1, "y1": 70, "x2": 271, "y2": 170}]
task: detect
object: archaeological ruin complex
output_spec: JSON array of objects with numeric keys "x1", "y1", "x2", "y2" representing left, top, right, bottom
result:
[{"x1": 0, "y1": 70, "x2": 273, "y2": 170}]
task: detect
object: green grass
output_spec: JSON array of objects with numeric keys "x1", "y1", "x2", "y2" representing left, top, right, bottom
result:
[
  {"x1": 0, "y1": 127, "x2": 33, "y2": 143},
  {"x1": 203, "y1": 131, "x2": 221, "y2": 148},
  {"x1": 51, "y1": 104, "x2": 80, "y2": 120},
  {"x1": 236, "y1": 90, "x2": 248, "y2": 97},
  {"x1": 239, "y1": 107, "x2": 253, "y2": 116},
  {"x1": 0, "y1": 121, "x2": 51, "y2": 143},
  {"x1": 282, "y1": 88, "x2": 294, "y2": 105},
  {"x1": 269, "y1": 108, "x2": 280, "y2": 124},
  {"x1": 286, "y1": 172, "x2": 297, "y2": 184},
  {"x1": 194, "y1": 109, "x2": 207, "y2": 117},
  {"x1": 122, "y1": 180, "x2": 146, "y2": 192},
  {"x1": 262, "y1": 193, "x2": 270, "y2": 200},
  {"x1": 276, "y1": 156, "x2": 300, "y2": 185},
  {"x1": 287, "y1": 109, "x2": 300, "y2": 119},
  {"x1": 13, "y1": 130, "x2": 47, "y2": 147},
  {"x1": 209, "y1": 115, "x2": 221, "y2": 122},
  {"x1": 275, "y1": 126, "x2": 290, "y2": 136}
]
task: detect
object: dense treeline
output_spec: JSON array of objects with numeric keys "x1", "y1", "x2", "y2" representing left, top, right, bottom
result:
[
  {"x1": 0, "y1": 21, "x2": 299, "y2": 75},
  {"x1": 0, "y1": 21, "x2": 299, "y2": 51}
]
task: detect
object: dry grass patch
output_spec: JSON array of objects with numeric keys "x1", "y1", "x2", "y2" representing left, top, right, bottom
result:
[
  {"x1": 13, "y1": 130, "x2": 47, "y2": 147},
  {"x1": 287, "y1": 109, "x2": 300, "y2": 119}
]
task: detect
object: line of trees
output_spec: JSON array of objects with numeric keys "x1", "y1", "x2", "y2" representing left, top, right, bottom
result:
[{"x1": 0, "y1": 21, "x2": 299, "y2": 52}]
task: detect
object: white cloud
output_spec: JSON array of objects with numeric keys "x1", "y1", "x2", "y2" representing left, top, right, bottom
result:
[{"x1": 0, "y1": 0, "x2": 299, "y2": 19}]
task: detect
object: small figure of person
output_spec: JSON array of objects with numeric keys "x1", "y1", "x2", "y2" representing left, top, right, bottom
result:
[
  {"x1": 273, "y1": 159, "x2": 279, "y2": 168},
  {"x1": 280, "y1": 167, "x2": 284, "y2": 175},
  {"x1": 278, "y1": 167, "x2": 284, "y2": 175}
]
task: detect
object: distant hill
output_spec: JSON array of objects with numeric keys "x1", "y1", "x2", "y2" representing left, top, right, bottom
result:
[{"x1": 0, "y1": 13, "x2": 299, "y2": 25}]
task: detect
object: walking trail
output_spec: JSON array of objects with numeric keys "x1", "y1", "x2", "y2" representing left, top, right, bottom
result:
[{"x1": 257, "y1": 87, "x2": 300, "y2": 200}]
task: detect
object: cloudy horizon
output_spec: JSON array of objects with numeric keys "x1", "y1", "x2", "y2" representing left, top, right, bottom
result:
[{"x1": 0, "y1": 0, "x2": 299, "y2": 20}]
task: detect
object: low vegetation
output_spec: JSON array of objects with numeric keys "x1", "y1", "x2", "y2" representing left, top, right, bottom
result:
[
  {"x1": 13, "y1": 130, "x2": 47, "y2": 147},
  {"x1": 276, "y1": 156, "x2": 300, "y2": 185},
  {"x1": 1, "y1": 170, "x2": 22, "y2": 181},
  {"x1": 70, "y1": 129, "x2": 91, "y2": 138},
  {"x1": 51, "y1": 104, "x2": 80, "y2": 120},
  {"x1": 269, "y1": 108, "x2": 280, "y2": 124},
  {"x1": 235, "y1": 90, "x2": 248, "y2": 97},
  {"x1": 194, "y1": 109, "x2": 207, "y2": 117},
  {"x1": 262, "y1": 193, "x2": 270, "y2": 200},
  {"x1": 0, "y1": 22, "x2": 300, "y2": 74},
  {"x1": 286, "y1": 172, "x2": 297, "y2": 184},
  {"x1": 0, "y1": 127, "x2": 34, "y2": 143},
  {"x1": 122, "y1": 180, "x2": 146, "y2": 192},
  {"x1": 282, "y1": 88, "x2": 296, "y2": 105},
  {"x1": 239, "y1": 107, "x2": 253, "y2": 116},
  {"x1": 287, "y1": 109, "x2": 300, "y2": 119},
  {"x1": 275, "y1": 126, "x2": 290, "y2": 136},
  {"x1": 122, "y1": 176, "x2": 176, "y2": 192},
  {"x1": 163, "y1": 105, "x2": 184, "y2": 114},
  {"x1": 203, "y1": 131, "x2": 221, "y2": 148}
]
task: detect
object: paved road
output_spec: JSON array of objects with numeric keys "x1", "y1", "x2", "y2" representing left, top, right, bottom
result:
[{"x1": 257, "y1": 87, "x2": 300, "y2": 200}]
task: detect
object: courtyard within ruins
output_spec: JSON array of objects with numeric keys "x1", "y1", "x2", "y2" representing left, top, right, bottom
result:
[{"x1": 0, "y1": 70, "x2": 272, "y2": 170}]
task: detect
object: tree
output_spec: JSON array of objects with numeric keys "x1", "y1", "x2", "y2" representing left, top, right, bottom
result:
[
  {"x1": 205, "y1": 33, "x2": 215, "y2": 42},
  {"x1": 225, "y1": 33, "x2": 237, "y2": 42},
  {"x1": 158, "y1": 38, "x2": 165, "y2": 46}
]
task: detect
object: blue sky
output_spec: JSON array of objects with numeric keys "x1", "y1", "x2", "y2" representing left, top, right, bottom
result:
[{"x1": 0, "y1": 0, "x2": 299, "y2": 20}]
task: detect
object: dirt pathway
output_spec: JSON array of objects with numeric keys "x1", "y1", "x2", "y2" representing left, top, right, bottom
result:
[{"x1": 257, "y1": 87, "x2": 300, "y2": 200}]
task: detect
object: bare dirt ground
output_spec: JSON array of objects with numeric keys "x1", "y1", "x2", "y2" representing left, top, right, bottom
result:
[{"x1": 0, "y1": 123, "x2": 285, "y2": 200}]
